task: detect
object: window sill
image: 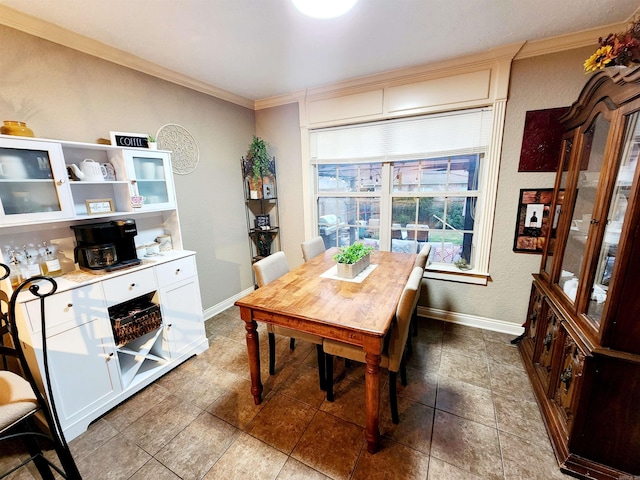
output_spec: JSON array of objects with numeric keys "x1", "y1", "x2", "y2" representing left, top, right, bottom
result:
[{"x1": 424, "y1": 264, "x2": 489, "y2": 285}]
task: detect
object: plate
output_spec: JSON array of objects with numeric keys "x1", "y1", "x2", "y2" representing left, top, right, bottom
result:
[{"x1": 156, "y1": 124, "x2": 200, "y2": 175}]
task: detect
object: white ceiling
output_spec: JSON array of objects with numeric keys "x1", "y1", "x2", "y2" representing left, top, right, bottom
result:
[{"x1": 1, "y1": 0, "x2": 639, "y2": 102}]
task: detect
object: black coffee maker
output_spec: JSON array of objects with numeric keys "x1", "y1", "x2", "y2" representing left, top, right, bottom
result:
[{"x1": 71, "y1": 219, "x2": 141, "y2": 271}]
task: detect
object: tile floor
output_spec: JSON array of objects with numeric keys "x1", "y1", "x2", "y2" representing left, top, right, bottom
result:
[{"x1": 2, "y1": 307, "x2": 574, "y2": 479}]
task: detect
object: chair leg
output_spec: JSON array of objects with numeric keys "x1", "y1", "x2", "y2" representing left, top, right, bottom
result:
[
  {"x1": 400, "y1": 359, "x2": 407, "y2": 386},
  {"x1": 406, "y1": 333, "x2": 413, "y2": 357},
  {"x1": 389, "y1": 371, "x2": 399, "y2": 424},
  {"x1": 325, "y1": 353, "x2": 334, "y2": 402},
  {"x1": 316, "y1": 345, "x2": 326, "y2": 391},
  {"x1": 22, "y1": 432, "x2": 56, "y2": 480},
  {"x1": 268, "y1": 332, "x2": 276, "y2": 375},
  {"x1": 290, "y1": 338, "x2": 296, "y2": 350}
]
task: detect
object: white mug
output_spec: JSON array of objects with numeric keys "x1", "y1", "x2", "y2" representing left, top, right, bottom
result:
[{"x1": 0, "y1": 155, "x2": 27, "y2": 179}]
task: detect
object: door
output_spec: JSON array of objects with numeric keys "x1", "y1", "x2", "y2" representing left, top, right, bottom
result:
[{"x1": 0, "y1": 138, "x2": 74, "y2": 225}]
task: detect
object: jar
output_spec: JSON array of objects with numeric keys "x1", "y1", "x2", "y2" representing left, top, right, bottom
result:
[{"x1": 1, "y1": 121, "x2": 35, "y2": 137}]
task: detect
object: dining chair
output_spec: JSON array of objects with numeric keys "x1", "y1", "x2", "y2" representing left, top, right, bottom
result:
[
  {"x1": 0, "y1": 265, "x2": 82, "y2": 479},
  {"x1": 252, "y1": 252, "x2": 326, "y2": 390},
  {"x1": 411, "y1": 243, "x2": 431, "y2": 337},
  {"x1": 301, "y1": 236, "x2": 326, "y2": 262},
  {"x1": 323, "y1": 265, "x2": 424, "y2": 424}
]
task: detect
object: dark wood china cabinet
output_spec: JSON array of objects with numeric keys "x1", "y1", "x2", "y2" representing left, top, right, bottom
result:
[{"x1": 520, "y1": 67, "x2": 640, "y2": 479}]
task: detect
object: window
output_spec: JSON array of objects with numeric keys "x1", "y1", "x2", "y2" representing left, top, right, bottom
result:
[{"x1": 310, "y1": 108, "x2": 495, "y2": 283}]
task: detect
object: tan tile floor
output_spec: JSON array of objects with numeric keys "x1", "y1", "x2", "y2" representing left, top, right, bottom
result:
[{"x1": 2, "y1": 307, "x2": 575, "y2": 479}]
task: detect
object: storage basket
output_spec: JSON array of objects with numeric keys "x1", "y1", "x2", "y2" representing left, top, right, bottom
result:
[{"x1": 110, "y1": 301, "x2": 162, "y2": 347}]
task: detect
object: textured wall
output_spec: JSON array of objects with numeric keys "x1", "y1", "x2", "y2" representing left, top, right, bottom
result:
[{"x1": 0, "y1": 24, "x2": 256, "y2": 311}]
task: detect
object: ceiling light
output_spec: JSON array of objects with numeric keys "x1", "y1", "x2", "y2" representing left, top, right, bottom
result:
[{"x1": 292, "y1": 0, "x2": 358, "y2": 19}]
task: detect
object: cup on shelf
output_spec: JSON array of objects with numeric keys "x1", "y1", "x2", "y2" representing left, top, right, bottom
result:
[
  {"x1": 156, "y1": 234, "x2": 172, "y2": 252},
  {"x1": 146, "y1": 242, "x2": 160, "y2": 256},
  {"x1": 130, "y1": 196, "x2": 145, "y2": 208}
]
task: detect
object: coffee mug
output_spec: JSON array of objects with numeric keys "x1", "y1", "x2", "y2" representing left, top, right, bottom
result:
[
  {"x1": 130, "y1": 196, "x2": 145, "y2": 208},
  {"x1": 146, "y1": 242, "x2": 160, "y2": 256}
]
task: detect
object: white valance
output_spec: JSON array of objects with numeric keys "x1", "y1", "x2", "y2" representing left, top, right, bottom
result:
[{"x1": 310, "y1": 108, "x2": 493, "y2": 164}]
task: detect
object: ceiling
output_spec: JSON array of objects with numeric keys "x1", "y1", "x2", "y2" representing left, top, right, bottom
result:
[{"x1": 1, "y1": 0, "x2": 639, "y2": 103}]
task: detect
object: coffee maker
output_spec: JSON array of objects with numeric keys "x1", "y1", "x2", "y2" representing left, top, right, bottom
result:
[{"x1": 71, "y1": 219, "x2": 141, "y2": 272}]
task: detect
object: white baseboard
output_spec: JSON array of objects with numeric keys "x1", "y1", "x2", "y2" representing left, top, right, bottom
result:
[
  {"x1": 417, "y1": 306, "x2": 524, "y2": 337},
  {"x1": 203, "y1": 287, "x2": 254, "y2": 320}
]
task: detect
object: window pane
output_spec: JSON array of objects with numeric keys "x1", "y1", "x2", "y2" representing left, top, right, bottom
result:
[
  {"x1": 318, "y1": 197, "x2": 380, "y2": 249},
  {"x1": 318, "y1": 163, "x2": 383, "y2": 193},
  {"x1": 393, "y1": 155, "x2": 481, "y2": 193}
]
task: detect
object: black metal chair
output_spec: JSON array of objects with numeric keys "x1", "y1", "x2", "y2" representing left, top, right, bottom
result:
[{"x1": 0, "y1": 264, "x2": 82, "y2": 479}]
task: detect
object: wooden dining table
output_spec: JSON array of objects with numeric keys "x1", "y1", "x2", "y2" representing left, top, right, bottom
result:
[{"x1": 234, "y1": 247, "x2": 416, "y2": 453}]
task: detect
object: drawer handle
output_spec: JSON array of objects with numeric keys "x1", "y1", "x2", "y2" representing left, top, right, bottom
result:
[
  {"x1": 560, "y1": 364, "x2": 573, "y2": 391},
  {"x1": 107, "y1": 352, "x2": 114, "y2": 361},
  {"x1": 67, "y1": 303, "x2": 73, "y2": 308},
  {"x1": 130, "y1": 283, "x2": 136, "y2": 288},
  {"x1": 175, "y1": 268, "x2": 181, "y2": 274}
]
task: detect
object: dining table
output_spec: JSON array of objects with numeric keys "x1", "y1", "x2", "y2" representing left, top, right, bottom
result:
[{"x1": 234, "y1": 247, "x2": 416, "y2": 453}]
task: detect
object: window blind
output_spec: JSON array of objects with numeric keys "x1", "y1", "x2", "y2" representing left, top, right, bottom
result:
[{"x1": 309, "y1": 108, "x2": 493, "y2": 164}]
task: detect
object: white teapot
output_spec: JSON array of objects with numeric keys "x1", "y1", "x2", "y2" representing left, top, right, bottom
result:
[{"x1": 69, "y1": 159, "x2": 106, "y2": 182}]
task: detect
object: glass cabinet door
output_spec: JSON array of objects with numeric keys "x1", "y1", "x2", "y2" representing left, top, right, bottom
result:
[
  {"x1": 543, "y1": 136, "x2": 573, "y2": 278},
  {"x1": 558, "y1": 113, "x2": 610, "y2": 304},
  {"x1": 0, "y1": 139, "x2": 74, "y2": 225},
  {"x1": 122, "y1": 150, "x2": 175, "y2": 210},
  {"x1": 586, "y1": 112, "x2": 639, "y2": 325}
]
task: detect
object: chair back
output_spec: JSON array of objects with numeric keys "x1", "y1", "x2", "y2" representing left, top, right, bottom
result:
[
  {"x1": 301, "y1": 236, "x2": 326, "y2": 262},
  {"x1": 414, "y1": 244, "x2": 432, "y2": 270},
  {"x1": 386, "y1": 266, "x2": 423, "y2": 372},
  {"x1": 253, "y1": 251, "x2": 290, "y2": 287}
]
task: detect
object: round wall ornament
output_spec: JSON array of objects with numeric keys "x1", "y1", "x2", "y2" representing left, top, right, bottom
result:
[{"x1": 156, "y1": 123, "x2": 199, "y2": 175}]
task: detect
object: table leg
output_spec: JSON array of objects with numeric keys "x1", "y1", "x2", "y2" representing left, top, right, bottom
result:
[
  {"x1": 364, "y1": 350, "x2": 382, "y2": 454},
  {"x1": 243, "y1": 317, "x2": 263, "y2": 405}
]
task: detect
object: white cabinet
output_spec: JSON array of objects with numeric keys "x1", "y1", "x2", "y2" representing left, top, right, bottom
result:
[
  {"x1": 109, "y1": 149, "x2": 176, "y2": 211},
  {"x1": 0, "y1": 138, "x2": 74, "y2": 225},
  {"x1": 20, "y1": 283, "x2": 121, "y2": 431},
  {"x1": 157, "y1": 256, "x2": 205, "y2": 358}
]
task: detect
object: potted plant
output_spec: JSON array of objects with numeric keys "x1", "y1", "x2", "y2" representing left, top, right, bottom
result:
[
  {"x1": 243, "y1": 136, "x2": 275, "y2": 199},
  {"x1": 333, "y1": 242, "x2": 374, "y2": 279},
  {"x1": 147, "y1": 134, "x2": 157, "y2": 150}
]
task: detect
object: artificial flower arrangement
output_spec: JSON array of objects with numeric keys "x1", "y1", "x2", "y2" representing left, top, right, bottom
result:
[{"x1": 584, "y1": 16, "x2": 640, "y2": 73}]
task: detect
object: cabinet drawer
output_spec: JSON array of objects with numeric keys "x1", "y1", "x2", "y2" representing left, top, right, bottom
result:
[
  {"x1": 25, "y1": 282, "x2": 106, "y2": 335},
  {"x1": 155, "y1": 256, "x2": 196, "y2": 288},
  {"x1": 102, "y1": 268, "x2": 157, "y2": 307}
]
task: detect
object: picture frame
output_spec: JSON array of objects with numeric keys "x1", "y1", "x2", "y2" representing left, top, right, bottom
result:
[
  {"x1": 109, "y1": 131, "x2": 149, "y2": 149},
  {"x1": 513, "y1": 188, "x2": 554, "y2": 253},
  {"x1": 86, "y1": 198, "x2": 115, "y2": 215}
]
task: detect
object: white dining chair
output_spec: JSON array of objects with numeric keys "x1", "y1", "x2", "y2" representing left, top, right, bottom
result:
[
  {"x1": 301, "y1": 236, "x2": 326, "y2": 262},
  {"x1": 410, "y1": 243, "x2": 431, "y2": 338},
  {"x1": 252, "y1": 252, "x2": 326, "y2": 390},
  {"x1": 323, "y1": 265, "x2": 424, "y2": 423}
]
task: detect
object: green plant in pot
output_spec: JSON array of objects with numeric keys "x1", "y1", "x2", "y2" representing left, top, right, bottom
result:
[
  {"x1": 334, "y1": 242, "x2": 374, "y2": 279},
  {"x1": 244, "y1": 136, "x2": 275, "y2": 198}
]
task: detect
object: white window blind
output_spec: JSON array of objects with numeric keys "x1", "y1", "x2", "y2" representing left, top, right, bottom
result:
[{"x1": 310, "y1": 108, "x2": 494, "y2": 164}]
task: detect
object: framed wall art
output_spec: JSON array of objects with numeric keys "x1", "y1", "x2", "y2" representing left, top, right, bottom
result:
[
  {"x1": 518, "y1": 107, "x2": 569, "y2": 172},
  {"x1": 513, "y1": 188, "x2": 554, "y2": 253}
]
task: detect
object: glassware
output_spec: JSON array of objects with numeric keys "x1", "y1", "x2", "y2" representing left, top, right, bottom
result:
[{"x1": 40, "y1": 241, "x2": 62, "y2": 277}]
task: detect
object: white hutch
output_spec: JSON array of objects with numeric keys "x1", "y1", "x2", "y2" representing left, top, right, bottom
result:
[{"x1": 0, "y1": 134, "x2": 208, "y2": 440}]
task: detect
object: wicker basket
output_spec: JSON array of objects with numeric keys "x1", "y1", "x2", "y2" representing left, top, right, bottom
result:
[{"x1": 110, "y1": 302, "x2": 162, "y2": 347}]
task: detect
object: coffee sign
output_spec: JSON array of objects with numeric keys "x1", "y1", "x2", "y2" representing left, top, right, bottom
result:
[{"x1": 109, "y1": 131, "x2": 149, "y2": 148}]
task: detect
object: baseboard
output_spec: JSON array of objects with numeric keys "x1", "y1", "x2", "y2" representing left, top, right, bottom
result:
[
  {"x1": 203, "y1": 287, "x2": 254, "y2": 320},
  {"x1": 417, "y1": 306, "x2": 524, "y2": 337}
]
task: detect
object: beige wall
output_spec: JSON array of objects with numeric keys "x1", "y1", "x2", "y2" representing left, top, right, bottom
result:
[
  {"x1": 0, "y1": 21, "x2": 600, "y2": 328},
  {"x1": 0, "y1": 25, "x2": 256, "y2": 312},
  {"x1": 256, "y1": 46, "x2": 596, "y2": 328}
]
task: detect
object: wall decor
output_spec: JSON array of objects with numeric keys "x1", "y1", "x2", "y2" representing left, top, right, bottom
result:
[
  {"x1": 85, "y1": 198, "x2": 115, "y2": 215},
  {"x1": 518, "y1": 107, "x2": 569, "y2": 172},
  {"x1": 513, "y1": 188, "x2": 554, "y2": 253},
  {"x1": 155, "y1": 124, "x2": 199, "y2": 175},
  {"x1": 109, "y1": 131, "x2": 149, "y2": 148}
]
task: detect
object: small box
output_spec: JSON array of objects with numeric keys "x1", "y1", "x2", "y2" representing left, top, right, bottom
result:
[{"x1": 255, "y1": 214, "x2": 270, "y2": 229}]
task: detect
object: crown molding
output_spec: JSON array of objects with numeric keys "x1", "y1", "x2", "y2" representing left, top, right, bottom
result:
[{"x1": 0, "y1": 5, "x2": 254, "y2": 110}]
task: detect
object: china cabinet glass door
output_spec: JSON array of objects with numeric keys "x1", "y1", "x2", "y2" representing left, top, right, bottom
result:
[
  {"x1": 558, "y1": 113, "x2": 610, "y2": 304},
  {"x1": 123, "y1": 151, "x2": 175, "y2": 210},
  {"x1": 0, "y1": 140, "x2": 73, "y2": 224},
  {"x1": 585, "y1": 112, "x2": 639, "y2": 325},
  {"x1": 543, "y1": 136, "x2": 573, "y2": 278}
]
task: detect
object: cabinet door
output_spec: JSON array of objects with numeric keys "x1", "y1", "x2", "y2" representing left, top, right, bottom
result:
[
  {"x1": 0, "y1": 138, "x2": 74, "y2": 225},
  {"x1": 550, "y1": 324, "x2": 586, "y2": 442},
  {"x1": 119, "y1": 150, "x2": 176, "y2": 211},
  {"x1": 37, "y1": 315, "x2": 121, "y2": 427},
  {"x1": 522, "y1": 283, "x2": 544, "y2": 360},
  {"x1": 534, "y1": 299, "x2": 562, "y2": 393},
  {"x1": 557, "y1": 112, "x2": 611, "y2": 309},
  {"x1": 160, "y1": 278, "x2": 205, "y2": 359}
]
